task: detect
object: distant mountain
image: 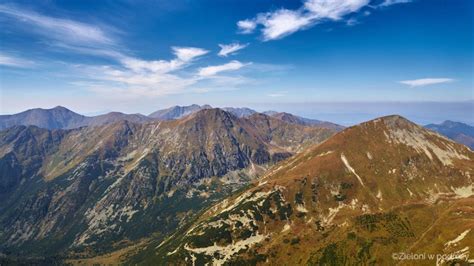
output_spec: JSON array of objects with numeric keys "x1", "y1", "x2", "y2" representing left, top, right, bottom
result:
[
  {"x1": 425, "y1": 120, "x2": 474, "y2": 149},
  {"x1": 268, "y1": 111, "x2": 345, "y2": 131},
  {"x1": 86, "y1": 112, "x2": 152, "y2": 127},
  {"x1": 0, "y1": 106, "x2": 86, "y2": 130},
  {"x1": 0, "y1": 105, "x2": 344, "y2": 133},
  {"x1": 221, "y1": 107, "x2": 257, "y2": 117},
  {"x1": 0, "y1": 106, "x2": 153, "y2": 130},
  {"x1": 148, "y1": 104, "x2": 212, "y2": 120},
  {"x1": 0, "y1": 108, "x2": 336, "y2": 258},
  {"x1": 263, "y1": 110, "x2": 278, "y2": 116},
  {"x1": 138, "y1": 115, "x2": 473, "y2": 265}
]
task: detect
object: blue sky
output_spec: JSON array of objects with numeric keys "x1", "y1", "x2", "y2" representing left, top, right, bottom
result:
[{"x1": 0, "y1": 0, "x2": 472, "y2": 125}]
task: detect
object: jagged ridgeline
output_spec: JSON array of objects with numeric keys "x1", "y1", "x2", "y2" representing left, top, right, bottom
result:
[
  {"x1": 131, "y1": 115, "x2": 473, "y2": 265},
  {"x1": 0, "y1": 108, "x2": 335, "y2": 260}
]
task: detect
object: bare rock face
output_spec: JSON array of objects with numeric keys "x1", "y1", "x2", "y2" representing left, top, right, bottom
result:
[
  {"x1": 0, "y1": 108, "x2": 335, "y2": 258},
  {"x1": 148, "y1": 104, "x2": 212, "y2": 120},
  {"x1": 146, "y1": 115, "x2": 473, "y2": 265}
]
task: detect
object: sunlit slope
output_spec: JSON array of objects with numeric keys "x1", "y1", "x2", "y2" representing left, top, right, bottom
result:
[{"x1": 144, "y1": 115, "x2": 473, "y2": 265}]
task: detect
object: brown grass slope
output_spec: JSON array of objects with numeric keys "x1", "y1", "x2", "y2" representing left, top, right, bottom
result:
[{"x1": 144, "y1": 115, "x2": 473, "y2": 265}]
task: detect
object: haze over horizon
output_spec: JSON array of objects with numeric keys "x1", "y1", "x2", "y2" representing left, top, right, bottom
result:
[{"x1": 1, "y1": 0, "x2": 473, "y2": 125}]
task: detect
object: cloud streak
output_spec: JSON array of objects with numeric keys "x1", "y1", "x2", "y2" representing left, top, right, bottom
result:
[
  {"x1": 380, "y1": 0, "x2": 412, "y2": 7},
  {"x1": 268, "y1": 91, "x2": 288, "y2": 97},
  {"x1": 399, "y1": 78, "x2": 454, "y2": 87},
  {"x1": 0, "y1": 53, "x2": 34, "y2": 68},
  {"x1": 198, "y1": 60, "x2": 249, "y2": 77},
  {"x1": 119, "y1": 47, "x2": 208, "y2": 73},
  {"x1": 0, "y1": 4, "x2": 115, "y2": 47},
  {"x1": 218, "y1": 43, "x2": 249, "y2": 57},
  {"x1": 79, "y1": 47, "x2": 212, "y2": 97}
]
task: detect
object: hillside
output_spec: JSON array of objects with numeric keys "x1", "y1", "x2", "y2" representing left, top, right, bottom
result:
[
  {"x1": 136, "y1": 115, "x2": 474, "y2": 265},
  {"x1": 0, "y1": 109, "x2": 335, "y2": 259},
  {"x1": 268, "y1": 112, "x2": 345, "y2": 131}
]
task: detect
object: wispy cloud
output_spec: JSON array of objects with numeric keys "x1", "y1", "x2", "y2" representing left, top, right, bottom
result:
[
  {"x1": 237, "y1": 19, "x2": 257, "y2": 34},
  {"x1": 198, "y1": 60, "x2": 249, "y2": 77},
  {"x1": 237, "y1": 0, "x2": 411, "y2": 41},
  {"x1": 77, "y1": 47, "x2": 211, "y2": 97},
  {"x1": 119, "y1": 47, "x2": 208, "y2": 73},
  {"x1": 0, "y1": 4, "x2": 116, "y2": 47},
  {"x1": 0, "y1": 53, "x2": 34, "y2": 68},
  {"x1": 172, "y1": 47, "x2": 209, "y2": 62},
  {"x1": 380, "y1": 0, "x2": 412, "y2": 7},
  {"x1": 78, "y1": 52, "x2": 254, "y2": 98},
  {"x1": 257, "y1": 9, "x2": 315, "y2": 41},
  {"x1": 399, "y1": 78, "x2": 454, "y2": 87},
  {"x1": 268, "y1": 90, "x2": 288, "y2": 97},
  {"x1": 218, "y1": 43, "x2": 249, "y2": 57},
  {"x1": 0, "y1": 4, "x2": 255, "y2": 98}
]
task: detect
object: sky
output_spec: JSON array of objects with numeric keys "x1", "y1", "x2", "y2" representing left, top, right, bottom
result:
[{"x1": 0, "y1": 0, "x2": 473, "y2": 125}]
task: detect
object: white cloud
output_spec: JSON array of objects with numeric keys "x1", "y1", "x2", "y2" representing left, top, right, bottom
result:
[
  {"x1": 0, "y1": 4, "x2": 254, "y2": 98},
  {"x1": 237, "y1": 0, "x2": 413, "y2": 41},
  {"x1": 0, "y1": 53, "x2": 34, "y2": 68},
  {"x1": 237, "y1": 19, "x2": 257, "y2": 34},
  {"x1": 77, "y1": 52, "x2": 253, "y2": 98},
  {"x1": 0, "y1": 4, "x2": 115, "y2": 46},
  {"x1": 380, "y1": 0, "x2": 412, "y2": 7},
  {"x1": 399, "y1": 78, "x2": 454, "y2": 87},
  {"x1": 118, "y1": 47, "x2": 208, "y2": 73},
  {"x1": 172, "y1": 46, "x2": 209, "y2": 62},
  {"x1": 258, "y1": 9, "x2": 315, "y2": 41},
  {"x1": 77, "y1": 46, "x2": 211, "y2": 97},
  {"x1": 218, "y1": 43, "x2": 249, "y2": 57},
  {"x1": 304, "y1": 0, "x2": 369, "y2": 20},
  {"x1": 268, "y1": 91, "x2": 288, "y2": 97},
  {"x1": 198, "y1": 60, "x2": 249, "y2": 77}
]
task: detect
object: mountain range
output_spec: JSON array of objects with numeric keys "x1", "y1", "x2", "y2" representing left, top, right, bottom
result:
[
  {"x1": 125, "y1": 115, "x2": 474, "y2": 265},
  {"x1": 0, "y1": 106, "x2": 473, "y2": 264},
  {"x1": 426, "y1": 120, "x2": 474, "y2": 149},
  {"x1": 3, "y1": 105, "x2": 472, "y2": 151},
  {"x1": 0, "y1": 106, "x2": 152, "y2": 130},
  {"x1": 0, "y1": 108, "x2": 336, "y2": 261},
  {"x1": 0, "y1": 105, "x2": 343, "y2": 131}
]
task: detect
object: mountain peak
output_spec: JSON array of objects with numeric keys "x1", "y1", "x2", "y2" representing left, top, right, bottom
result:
[
  {"x1": 373, "y1": 114, "x2": 408, "y2": 123},
  {"x1": 148, "y1": 104, "x2": 212, "y2": 120},
  {"x1": 186, "y1": 108, "x2": 235, "y2": 122},
  {"x1": 52, "y1": 105, "x2": 68, "y2": 110},
  {"x1": 425, "y1": 120, "x2": 474, "y2": 149},
  {"x1": 367, "y1": 114, "x2": 414, "y2": 129}
]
